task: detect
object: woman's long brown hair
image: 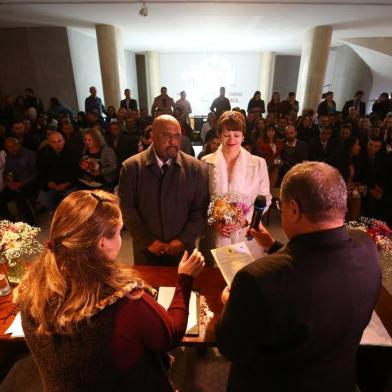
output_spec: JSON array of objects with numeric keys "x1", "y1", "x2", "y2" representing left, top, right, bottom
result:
[{"x1": 16, "y1": 190, "x2": 139, "y2": 335}]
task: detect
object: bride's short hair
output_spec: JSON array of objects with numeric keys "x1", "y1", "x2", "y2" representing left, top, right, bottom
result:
[{"x1": 217, "y1": 111, "x2": 245, "y2": 135}]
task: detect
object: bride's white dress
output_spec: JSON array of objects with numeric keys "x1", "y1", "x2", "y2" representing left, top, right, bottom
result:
[{"x1": 202, "y1": 146, "x2": 272, "y2": 260}]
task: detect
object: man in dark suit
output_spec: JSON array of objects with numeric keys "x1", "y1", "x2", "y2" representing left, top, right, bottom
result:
[
  {"x1": 308, "y1": 126, "x2": 339, "y2": 161},
  {"x1": 342, "y1": 90, "x2": 366, "y2": 118},
  {"x1": 120, "y1": 89, "x2": 138, "y2": 112},
  {"x1": 216, "y1": 162, "x2": 381, "y2": 392},
  {"x1": 105, "y1": 121, "x2": 139, "y2": 171},
  {"x1": 118, "y1": 115, "x2": 208, "y2": 265}
]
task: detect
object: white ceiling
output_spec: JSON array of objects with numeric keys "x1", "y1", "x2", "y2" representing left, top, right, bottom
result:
[{"x1": 1, "y1": 0, "x2": 392, "y2": 53}]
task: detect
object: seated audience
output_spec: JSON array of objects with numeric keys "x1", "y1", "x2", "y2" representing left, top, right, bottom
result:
[
  {"x1": 200, "y1": 112, "x2": 217, "y2": 144},
  {"x1": 61, "y1": 119, "x2": 84, "y2": 155},
  {"x1": 25, "y1": 88, "x2": 45, "y2": 114},
  {"x1": 279, "y1": 91, "x2": 299, "y2": 116},
  {"x1": 14, "y1": 95, "x2": 27, "y2": 121},
  {"x1": 280, "y1": 125, "x2": 308, "y2": 180},
  {"x1": 372, "y1": 92, "x2": 391, "y2": 121},
  {"x1": 357, "y1": 138, "x2": 392, "y2": 225},
  {"x1": 104, "y1": 106, "x2": 117, "y2": 126},
  {"x1": 80, "y1": 128, "x2": 118, "y2": 189},
  {"x1": 327, "y1": 136, "x2": 362, "y2": 220},
  {"x1": 37, "y1": 131, "x2": 80, "y2": 211},
  {"x1": 140, "y1": 126, "x2": 153, "y2": 150},
  {"x1": 105, "y1": 121, "x2": 139, "y2": 172},
  {"x1": 276, "y1": 117, "x2": 288, "y2": 139},
  {"x1": 16, "y1": 190, "x2": 205, "y2": 391},
  {"x1": 76, "y1": 111, "x2": 89, "y2": 131},
  {"x1": 0, "y1": 137, "x2": 37, "y2": 224},
  {"x1": 216, "y1": 162, "x2": 381, "y2": 392},
  {"x1": 308, "y1": 126, "x2": 339, "y2": 162},
  {"x1": 296, "y1": 114, "x2": 318, "y2": 143},
  {"x1": 47, "y1": 97, "x2": 73, "y2": 120},
  {"x1": 339, "y1": 123, "x2": 352, "y2": 141},
  {"x1": 251, "y1": 116, "x2": 267, "y2": 143},
  {"x1": 198, "y1": 135, "x2": 220, "y2": 160},
  {"x1": 256, "y1": 125, "x2": 283, "y2": 187},
  {"x1": 267, "y1": 92, "x2": 281, "y2": 116}
]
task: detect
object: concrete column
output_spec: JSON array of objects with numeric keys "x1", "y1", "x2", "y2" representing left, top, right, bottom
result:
[
  {"x1": 146, "y1": 52, "x2": 160, "y2": 112},
  {"x1": 258, "y1": 52, "x2": 275, "y2": 103},
  {"x1": 95, "y1": 24, "x2": 124, "y2": 108},
  {"x1": 296, "y1": 26, "x2": 332, "y2": 113},
  {"x1": 331, "y1": 44, "x2": 372, "y2": 111}
]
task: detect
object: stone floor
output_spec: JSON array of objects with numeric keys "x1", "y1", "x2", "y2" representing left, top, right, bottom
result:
[{"x1": 1, "y1": 207, "x2": 287, "y2": 391}]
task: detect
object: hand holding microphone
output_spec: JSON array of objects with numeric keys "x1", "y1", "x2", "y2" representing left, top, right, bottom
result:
[{"x1": 246, "y1": 195, "x2": 267, "y2": 241}]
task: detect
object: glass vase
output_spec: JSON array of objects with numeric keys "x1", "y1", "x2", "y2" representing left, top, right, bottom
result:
[
  {"x1": 0, "y1": 263, "x2": 11, "y2": 296},
  {"x1": 7, "y1": 261, "x2": 27, "y2": 285}
]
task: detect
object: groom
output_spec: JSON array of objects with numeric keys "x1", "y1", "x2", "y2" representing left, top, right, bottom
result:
[
  {"x1": 118, "y1": 115, "x2": 209, "y2": 265},
  {"x1": 216, "y1": 162, "x2": 381, "y2": 392}
]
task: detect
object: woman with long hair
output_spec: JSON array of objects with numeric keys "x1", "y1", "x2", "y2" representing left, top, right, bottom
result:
[
  {"x1": 247, "y1": 91, "x2": 265, "y2": 116},
  {"x1": 256, "y1": 125, "x2": 284, "y2": 187},
  {"x1": 80, "y1": 128, "x2": 118, "y2": 189},
  {"x1": 16, "y1": 190, "x2": 204, "y2": 391},
  {"x1": 327, "y1": 136, "x2": 362, "y2": 220},
  {"x1": 267, "y1": 92, "x2": 281, "y2": 117},
  {"x1": 198, "y1": 135, "x2": 220, "y2": 160},
  {"x1": 251, "y1": 117, "x2": 267, "y2": 142},
  {"x1": 202, "y1": 111, "x2": 271, "y2": 261}
]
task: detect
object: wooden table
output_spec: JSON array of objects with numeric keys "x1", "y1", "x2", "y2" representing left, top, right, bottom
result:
[{"x1": 0, "y1": 266, "x2": 391, "y2": 347}]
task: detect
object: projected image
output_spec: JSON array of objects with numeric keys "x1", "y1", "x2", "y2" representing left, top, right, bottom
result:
[{"x1": 160, "y1": 53, "x2": 260, "y2": 115}]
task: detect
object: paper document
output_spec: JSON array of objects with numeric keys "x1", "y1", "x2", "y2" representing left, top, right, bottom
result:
[
  {"x1": 157, "y1": 287, "x2": 199, "y2": 336},
  {"x1": 5, "y1": 312, "x2": 24, "y2": 337},
  {"x1": 211, "y1": 242, "x2": 255, "y2": 285},
  {"x1": 78, "y1": 178, "x2": 103, "y2": 188},
  {"x1": 361, "y1": 311, "x2": 392, "y2": 347}
]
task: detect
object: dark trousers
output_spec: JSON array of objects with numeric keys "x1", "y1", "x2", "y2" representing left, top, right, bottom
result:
[
  {"x1": 0, "y1": 186, "x2": 36, "y2": 225},
  {"x1": 133, "y1": 249, "x2": 181, "y2": 266}
]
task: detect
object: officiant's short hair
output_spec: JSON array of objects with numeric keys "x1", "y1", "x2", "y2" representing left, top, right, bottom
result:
[
  {"x1": 281, "y1": 162, "x2": 347, "y2": 223},
  {"x1": 217, "y1": 111, "x2": 245, "y2": 135}
]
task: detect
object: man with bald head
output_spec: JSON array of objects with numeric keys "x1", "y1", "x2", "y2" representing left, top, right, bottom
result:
[
  {"x1": 36, "y1": 131, "x2": 81, "y2": 211},
  {"x1": 119, "y1": 115, "x2": 208, "y2": 265},
  {"x1": 216, "y1": 162, "x2": 381, "y2": 391}
]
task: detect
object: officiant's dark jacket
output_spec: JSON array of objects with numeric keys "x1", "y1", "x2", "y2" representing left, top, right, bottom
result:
[
  {"x1": 118, "y1": 146, "x2": 209, "y2": 265},
  {"x1": 216, "y1": 227, "x2": 381, "y2": 392}
]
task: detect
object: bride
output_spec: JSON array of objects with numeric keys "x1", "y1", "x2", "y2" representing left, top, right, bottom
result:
[{"x1": 202, "y1": 111, "x2": 271, "y2": 260}]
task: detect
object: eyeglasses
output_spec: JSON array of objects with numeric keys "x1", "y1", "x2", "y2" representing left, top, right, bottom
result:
[
  {"x1": 91, "y1": 192, "x2": 109, "y2": 204},
  {"x1": 161, "y1": 132, "x2": 182, "y2": 141}
]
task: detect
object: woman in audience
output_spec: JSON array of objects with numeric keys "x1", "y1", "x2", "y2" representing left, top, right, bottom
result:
[
  {"x1": 250, "y1": 116, "x2": 267, "y2": 142},
  {"x1": 247, "y1": 91, "x2": 265, "y2": 116},
  {"x1": 256, "y1": 125, "x2": 283, "y2": 187},
  {"x1": 317, "y1": 91, "x2": 336, "y2": 116},
  {"x1": 202, "y1": 111, "x2": 271, "y2": 260},
  {"x1": 267, "y1": 92, "x2": 281, "y2": 117},
  {"x1": 105, "y1": 106, "x2": 117, "y2": 126},
  {"x1": 200, "y1": 112, "x2": 217, "y2": 144},
  {"x1": 327, "y1": 136, "x2": 362, "y2": 220},
  {"x1": 296, "y1": 114, "x2": 318, "y2": 143},
  {"x1": 16, "y1": 190, "x2": 204, "y2": 391},
  {"x1": 198, "y1": 135, "x2": 220, "y2": 160},
  {"x1": 80, "y1": 128, "x2": 118, "y2": 189}
]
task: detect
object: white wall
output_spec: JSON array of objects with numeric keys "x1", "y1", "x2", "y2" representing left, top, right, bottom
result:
[
  {"x1": 124, "y1": 50, "x2": 139, "y2": 103},
  {"x1": 67, "y1": 28, "x2": 104, "y2": 111},
  {"x1": 160, "y1": 53, "x2": 261, "y2": 115}
]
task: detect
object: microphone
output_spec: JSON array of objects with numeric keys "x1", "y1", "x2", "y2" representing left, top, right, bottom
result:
[{"x1": 246, "y1": 195, "x2": 267, "y2": 241}]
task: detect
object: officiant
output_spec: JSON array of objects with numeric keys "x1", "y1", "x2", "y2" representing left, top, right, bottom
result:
[
  {"x1": 216, "y1": 162, "x2": 381, "y2": 392},
  {"x1": 118, "y1": 115, "x2": 209, "y2": 265}
]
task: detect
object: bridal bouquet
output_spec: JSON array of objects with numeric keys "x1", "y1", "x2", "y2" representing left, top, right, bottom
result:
[
  {"x1": 207, "y1": 194, "x2": 250, "y2": 226},
  {"x1": 346, "y1": 217, "x2": 392, "y2": 289},
  {"x1": 0, "y1": 220, "x2": 42, "y2": 268}
]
